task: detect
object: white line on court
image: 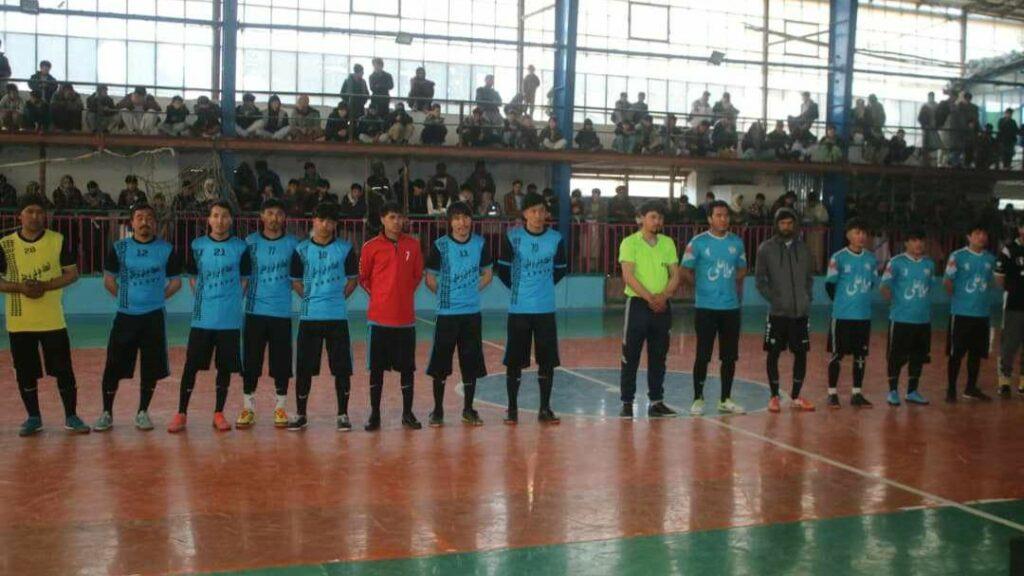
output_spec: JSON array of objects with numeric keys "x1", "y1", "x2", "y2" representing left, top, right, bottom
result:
[{"x1": 416, "y1": 315, "x2": 1024, "y2": 533}]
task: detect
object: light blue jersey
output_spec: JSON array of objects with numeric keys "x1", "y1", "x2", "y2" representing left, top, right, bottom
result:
[
  {"x1": 290, "y1": 237, "x2": 358, "y2": 321},
  {"x1": 945, "y1": 247, "x2": 996, "y2": 318},
  {"x1": 427, "y1": 233, "x2": 493, "y2": 315},
  {"x1": 498, "y1": 227, "x2": 567, "y2": 314},
  {"x1": 104, "y1": 237, "x2": 181, "y2": 315},
  {"x1": 826, "y1": 247, "x2": 878, "y2": 321},
  {"x1": 244, "y1": 232, "x2": 299, "y2": 318},
  {"x1": 681, "y1": 231, "x2": 747, "y2": 310},
  {"x1": 881, "y1": 253, "x2": 934, "y2": 324},
  {"x1": 186, "y1": 235, "x2": 251, "y2": 330}
]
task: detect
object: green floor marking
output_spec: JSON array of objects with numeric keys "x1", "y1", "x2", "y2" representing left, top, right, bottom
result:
[{"x1": 208, "y1": 500, "x2": 1024, "y2": 576}]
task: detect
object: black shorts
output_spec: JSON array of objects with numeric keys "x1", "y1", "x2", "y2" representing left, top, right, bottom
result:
[
  {"x1": 763, "y1": 315, "x2": 810, "y2": 353},
  {"x1": 104, "y1": 310, "x2": 170, "y2": 381},
  {"x1": 184, "y1": 328, "x2": 243, "y2": 374},
  {"x1": 9, "y1": 329, "x2": 74, "y2": 380},
  {"x1": 888, "y1": 321, "x2": 931, "y2": 364},
  {"x1": 297, "y1": 320, "x2": 353, "y2": 377},
  {"x1": 694, "y1": 308, "x2": 741, "y2": 362},
  {"x1": 947, "y1": 315, "x2": 990, "y2": 358},
  {"x1": 427, "y1": 313, "x2": 488, "y2": 381},
  {"x1": 368, "y1": 325, "x2": 416, "y2": 373},
  {"x1": 827, "y1": 319, "x2": 871, "y2": 357},
  {"x1": 243, "y1": 314, "x2": 293, "y2": 380},
  {"x1": 503, "y1": 313, "x2": 560, "y2": 370}
]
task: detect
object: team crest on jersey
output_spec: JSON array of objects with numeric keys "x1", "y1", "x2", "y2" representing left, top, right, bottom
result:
[
  {"x1": 843, "y1": 264, "x2": 851, "y2": 273},
  {"x1": 863, "y1": 263, "x2": 872, "y2": 272},
  {"x1": 728, "y1": 246, "x2": 737, "y2": 255},
  {"x1": 703, "y1": 247, "x2": 712, "y2": 257}
]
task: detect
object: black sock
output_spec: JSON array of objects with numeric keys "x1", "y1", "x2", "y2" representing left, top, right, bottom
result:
[
  {"x1": 693, "y1": 359, "x2": 708, "y2": 400},
  {"x1": 908, "y1": 360, "x2": 922, "y2": 392},
  {"x1": 56, "y1": 374, "x2": 77, "y2": 418},
  {"x1": 828, "y1": 354, "x2": 842, "y2": 392},
  {"x1": 101, "y1": 372, "x2": 119, "y2": 413},
  {"x1": 401, "y1": 371, "x2": 414, "y2": 415},
  {"x1": 888, "y1": 357, "x2": 905, "y2": 392},
  {"x1": 296, "y1": 375, "x2": 312, "y2": 416},
  {"x1": 463, "y1": 378, "x2": 476, "y2": 411},
  {"x1": 274, "y1": 377, "x2": 289, "y2": 397},
  {"x1": 139, "y1": 379, "x2": 156, "y2": 412},
  {"x1": 852, "y1": 356, "x2": 866, "y2": 392},
  {"x1": 947, "y1": 353, "x2": 964, "y2": 395},
  {"x1": 432, "y1": 378, "x2": 445, "y2": 413},
  {"x1": 369, "y1": 369, "x2": 384, "y2": 418},
  {"x1": 792, "y1": 351, "x2": 807, "y2": 398},
  {"x1": 214, "y1": 371, "x2": 231, "y2": 413},
  {"x1": 178, "y1": 368, "x2": 198, "y2": 414},
  {"x1": 17, "y1": 376, "x2": 41, "y2": 418},
  {"x1": 766, "y1": 351, "x2": 781, "y2": 397},
  {"x1": 506, "y1": 368, "x2": 521, "y2": 412},
  {"x1": 243, "y1": 375, "x2": 258, "y2": 395},
  {"x1": 334, "y1": 376, "x2": 350, "y2": 415},
  {"x1": 966, "y1": 354, "x2": 981, "y2": 390},
  {"x1": 538, "y1": 368, "x2": 554, "y2": 411},
  {"x1": 720, "y1": 361, "x2": 736, "y2": 401}
]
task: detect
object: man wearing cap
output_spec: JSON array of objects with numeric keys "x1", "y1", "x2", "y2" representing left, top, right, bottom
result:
[
  {"x1": 755, "y1": 208, "x2": 816, "y2": 412},
  {"x1": 618, "y1": 201, "x2": 680, "y2": 418}
]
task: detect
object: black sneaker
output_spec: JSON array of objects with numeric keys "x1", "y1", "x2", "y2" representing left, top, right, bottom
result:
[
  {"x1": 963, "y1": 387, "x2": 992, "y2": 401},
  {"x1": 287, "y1": 416, "x2": 308, "y2": 431},
  {"x1": 647, "y1": 401, "x2": 677, "y2": 418},
  {"x1": 619, "y1": 403, "x2": 633, "y2": 418},
  {"x1": 504, "y1": 409, "x2": 518, "y2": 425},
  {"x1": 999, "y1": 385, "x2": 1012, "y2": 398},
  {"x1": 336, "y1": 414, "x2": 352, "y2": 432},
  {"x1": 827, "y1": 394, "x2": 841, "y2": 409},
  {"x1": 428, "y1": 410, "x2": 444, "y2": 427},
  {"x1": 364, "y1": 415, "x2": 381, "y2": 431},
  {"x1": 851, "y1": 393, "x2": 873, "y2": 408},
  {"x1": 945, "y1": 390, "x2": 958, "y2": 403},
  {"x1": 402, "y1": 412, "x2": 423, "y2": 430},
  {"x1": 538, "y1": 408, "x2": 561, "y2": 424},
  {"x1": 461, "y1": 409, "x2": 483, "y2": 426}
]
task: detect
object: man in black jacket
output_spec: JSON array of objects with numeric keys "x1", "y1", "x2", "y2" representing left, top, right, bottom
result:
[
  {"x1": 341, "y1": 64, "x2": 369, "y2": 120},
  {"x1": 998, "y1": 108, "x2": 1019, "y2": 170},
  {"x1": 28, "y1": 60, "x2": 58, "y2": 102},
  {"x1": 368, "y1": 58, "x2": 394, "y2": 116}
]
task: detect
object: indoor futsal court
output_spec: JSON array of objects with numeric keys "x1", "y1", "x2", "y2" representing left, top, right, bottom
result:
[{"x1": 2, "y1": 307, "x2": 1023, "y2": 575}]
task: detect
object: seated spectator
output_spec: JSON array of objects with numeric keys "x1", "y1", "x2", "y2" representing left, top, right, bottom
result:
[
  {"x1": 611, "y1": 92, "x2": 631, "y2": 125},
  {"x1": 766, "y1": 120, "x2": 795, "y2": 160},
  {"x1": 407, "y1": 66, "x2": 435, "y2": 112},
  {"x1": 172, "y1": 184, "x2": 201, "y2": 213},
  {"x1": 539, "y1": 116, "x2": 567, "y2": 150},
  {"x1": 741, "y1": 121, "x2": 773, "y2": 161},
  {"x1": 509, "y1": 113, "x2": 539, "y2": 149},
  {"x1": 281, "y1": 179, "x2": 303, "y2": 217},
  {"x1": 696, "y1": 192, "x2": 716, "y2": 221},
  {"x1": 542, "y1": 187, "x2": 559, "y2": 215},
  {"x1": 658, "y1": 114, "x2": 684, "y2": 155},
  {"x1": 0, "y1": 40, "x2": 8, "y2": 83},
  {"x1": 746, "y1": 193, "x2": 767, "y2": 223},
  {"x1": 0, "y1": 174, "x2": 17, "y2": 208},
  {"x1": 788, "y1": 91, "x2": 819, "y2": 143},
  {"x1": 884, "y1": 129, "x2": 915, "y2": 165},
  {"x1": 504, "y1": 92, "x2": 528, "y2": 118},
  {"x1": 975, "y1": 124, "x2": 996, "y2": 170},
  {"x1": 82, "y1": 180, "x2": 114, "y2": 210},
  {"x1": 21, "y1": 90, "x2": 49, "y2": 132},
  {"x1": 28, "y1": 60, "x2": 58, "y2": 102},
  {"x1": 607, "y1": 185, "x2": 635, "y2": 222},
  {"x1": 810, "y1": 125, "x2": 843, "y2": 163},
  {"x1": 463, "y1": 160, "x2": 495, "y2": 202},
  {"x1": 338, "y1": 183, "x2": 366, "y2": 218},
  {"x1": 407, "y1": 179, "x2": 429, "y2": 215},
  {"x1": 457, "y1": 185, "x2": 476, "y2": 213},
  {"x1": 729, "y1": 194, "x2": 747, "y2": 224},
  {"x1": 117, "y1": 86, "x2": 162, "y2": 134},
  {"x1": 306, "y1": 179, "x2": 339, "y2": 214},
  {"x1": 770, "y1": 191, "x2": 799, "y2": 220},
  {"x1": 159, "y1": 96, "x2": 191, "y2": 136},
  {"x1": 191, "y1": 96, "x2": 221, "y2": 137},
  {"x1": 712, "y1": 92, "x2": 739, "y2": 124},
  {"x1": 85, "y1": 85, "x2": 116, "y2": 133},
  {"x1": 261, "y1": 95, "x2": 291, "y2": 139},
  {"x1": 420, "y1": 103, "x2": 447, "y2": 145},
  {"x1": 575, "y1": 118, "x2": 603, "y2": 151},
  {"x1": 475, "y1": 74, "x2": 503, "y2": 128},
  {"x1": 385, "y1": 103, "x2": 415, "y2": 144},
  {"x1": 850, "y1": 98, "x2": 869, "y2": 143},
  {"x1": 690, "y1": 91, "x2": 712, "y2": 126},
  {"x1": 0, "y1": 83, "x2": 21, "y2": 131},
  {"x1": 52, "y1": 175, "x2": 83, "y2": 210},
  {"x1": 587, "y1": 188, "x2": 606, "y2": 222},
  {"x1": 289, "y1": 95, "x2": 323, "y2": 141},
  {"x1": 426, "y1": 163, "x2": 457, "y2": 214},
  {"x1": 49, "y1": 83, "x2": 83, "y2": 132},
  {"x1": 366, "y1": 161, "x2": 393, "y2": 203},
  {"x1": 254, "y1": 160, "x2": 282, "y2": 199},
  {"x1": 711, "y1": 117, "x2": 738, "y2": 154},
  {"x1": 637, "y1": 115, "x2": 662, "y2": 154},
  {"x1": 504, "y1": 180, "x2": 525, "y2": 217},
  {"x1": 356, "y1": 105, "x2": 385, "y2": 143},
  {"x1": 299, "y1": 161, "x2": 322, "y2": 199},
  {"x1": 324, "y1": 102, "x2": 350, "y2": 142},
  {"x1": 684, "y1": 121, "x2": 712, "y2": 157},
  {"x1": 235, "y1": 92, "x2": 264, "y2": 138},
  {"x1": 117, "y1": 175, "x2": 147, "y2": 209},
  {"x1": 669, "y1": 194, "x2": 698, "y2": 224},
  {"x1": 612, "y1": 120, "x2": 638, "y2": 154},
  {"x1": 477, "y1": 190, "x2": 501, "y2": 217},
  {"x1": 458, "y1": 107, "x2": 487, "y2": 147},
  {"x1": 233, "y1": 161, "x2": 259, "y2": 210}
]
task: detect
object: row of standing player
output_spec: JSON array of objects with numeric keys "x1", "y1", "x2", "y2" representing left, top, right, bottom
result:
[
  {"x1": 2, "y1": 191, "x2": 568, "y2": 436},
  {"x1": 618, "y1": 198, "x2": 1007, "y2": 419}
]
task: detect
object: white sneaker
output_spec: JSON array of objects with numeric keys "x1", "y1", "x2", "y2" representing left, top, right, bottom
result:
[
  {"x1": 690, "y1": 398, "x2": 705, "y2": 416},
  {"x1": 717, "y1": 398, "x2": 746, "y2": 414}
]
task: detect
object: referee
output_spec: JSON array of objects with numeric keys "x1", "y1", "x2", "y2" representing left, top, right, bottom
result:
[{"x1": 618, "y1": 201, "x2": 680, "y2": 418}]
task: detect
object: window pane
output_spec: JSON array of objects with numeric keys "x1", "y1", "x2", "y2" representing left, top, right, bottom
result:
[
  {"x1": 156, "y1": 43, "x2": 184, "y2": 93},
  {"x1": 67, "y1": 38, "x2": 97, "y2": 83},
  {"x1": 297, "y1": 53, "x2": 324, "y2": 101},
  {"x1": 629, "y1": 3, "x2": 668, "y2": 42},
  {"x1": 37, "y1": 35, "x2": 67, "y2": 79},
  {"x1": 97, "y1": 39, "x2": 127, "y2": 86},
  {"x1": 323, "y1": 54, "x2": 349, "y2": 97},
  {"x1": 7, "y1": 33, "x2": 36, "y2": 81},
  {"x1": 351, "y1": 0, "x2": 398, "y2": 16},
  {"x1": 271, "y1": 51, "x2": 297, "y2": 95},
  {"x1": 241, "y1": 48, "x2": 270, "y2": 93},
  {"x1": 127, "y1": 41, "x2": 155, "y2": 87},
  {"x1": 184, "y1": 45, "x2": 211, "y2": 92}
]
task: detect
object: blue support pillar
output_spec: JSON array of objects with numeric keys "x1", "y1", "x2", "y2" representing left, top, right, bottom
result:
[
  {"x1": 219, "y1": 0, "x2": 239, "y2": 207},
  {"x1": 552, "y1": 0, "x2": 578, "y2": 238},
  {"x1": 824, "y1": 0, "x2": 858, "y2": 254}
]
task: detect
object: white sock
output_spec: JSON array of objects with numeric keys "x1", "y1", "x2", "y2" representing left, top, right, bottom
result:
[
  {"x1": 852, "y1": 387, "x2": 862, "y2": 395},
  {"x1": 275, "y1": 394, "x2": 286, "y2": 409},
  {"x1": 243, "y1": 393, "x2": 254, "y2": 410},
  {"x1": 828, "y1": 388, "x2": 838, "y2": 395}
]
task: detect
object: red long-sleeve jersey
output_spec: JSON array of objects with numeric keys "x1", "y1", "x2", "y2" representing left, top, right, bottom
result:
[{"x1": 359, "y1": 233, "x2": 423, "y2": 327}]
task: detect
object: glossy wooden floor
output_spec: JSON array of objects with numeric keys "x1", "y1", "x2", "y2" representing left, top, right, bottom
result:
[{"x1": 1, "y1": 323, "x2": 1023, "y2": 575}]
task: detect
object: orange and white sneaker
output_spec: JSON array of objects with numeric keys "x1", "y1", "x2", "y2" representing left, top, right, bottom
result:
[
  {"x1": 768, "y1": 396, "x2": 782, "y2": 413},
  {"x1": 273, "y1": 407, "x2": 289, "y2": 428},
  {"x1": 167, "y1": 413, "x2": 187, "y2": 433},
  {"x1": 212, "y1": 412, "x2": 232, "y2": 432},
  {"x1": 235, "y1": 409, "x2": 255, "y2": 429},
  {"x1": 791, "y1": 397, "x2": 816, "y2": 412}
]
